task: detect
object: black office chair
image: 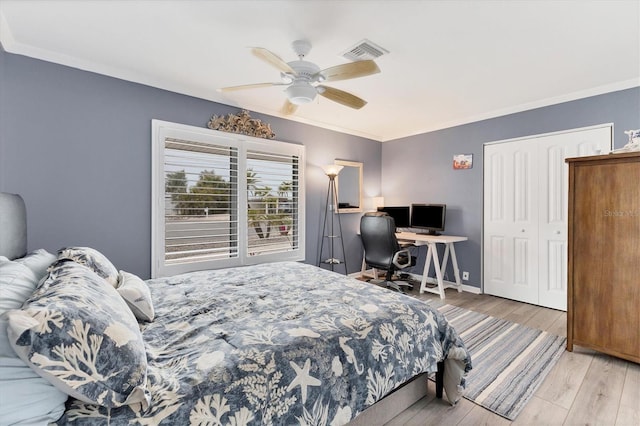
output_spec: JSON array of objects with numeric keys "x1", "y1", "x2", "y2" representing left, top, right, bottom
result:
[{"x1": 360, "y1": 212, "x2": 415, "y2": 292}]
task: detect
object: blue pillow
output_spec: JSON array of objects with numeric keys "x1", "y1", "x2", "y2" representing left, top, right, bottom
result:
[
  {"x1": 0, "y1": 258, "x2": 67, "y2": 424},
  {"x1": 6, "y1": 260, "x2": 150, "y2": 408},
  {"x1": 57, "y1": 246, "x2": 119, "y2": 287}
]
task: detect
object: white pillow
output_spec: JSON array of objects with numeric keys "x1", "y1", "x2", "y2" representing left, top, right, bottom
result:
[
  {"x1": 0, "y1": 260, "x2": 38, "y2": 319},
  {"x1": 117, "y1": 270, "x2": 155, "y2": 322},
  {"x1": 0, "y1": 259, "x2": 68, "y2": 424},
  {"x1": 13, "y1": 249, "x2": 57, "y2": 281}
]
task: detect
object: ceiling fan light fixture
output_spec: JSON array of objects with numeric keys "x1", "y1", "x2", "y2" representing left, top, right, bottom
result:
[{"x1": 286, "y1": 82, "x2": 317, "y2": 105}]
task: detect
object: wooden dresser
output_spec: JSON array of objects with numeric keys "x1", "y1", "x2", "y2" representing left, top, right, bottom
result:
[{"x1": 565, "y1": 151, "x2": 640, "y2": 363}]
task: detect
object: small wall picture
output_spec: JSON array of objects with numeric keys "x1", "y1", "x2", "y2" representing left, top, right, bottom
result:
[{"x1": 453, "y1": 154, "x2": 473, "y2": 170}]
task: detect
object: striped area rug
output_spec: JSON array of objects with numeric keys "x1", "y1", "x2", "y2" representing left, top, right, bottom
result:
[{"x1": 437, "y1": 304, "x2": 566, "y2": 420}]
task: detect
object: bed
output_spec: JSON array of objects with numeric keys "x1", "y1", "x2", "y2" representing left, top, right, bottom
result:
[{"x1": 0, "y1": 192, "x2": 471, "y2": 425}]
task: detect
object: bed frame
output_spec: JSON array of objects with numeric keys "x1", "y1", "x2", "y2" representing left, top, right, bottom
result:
[
  {"x1": 0, "y1": 191, "x2": 444, "y2": 424},
  {"x1": 0, "y1": 192, "x2": 27, "y2": 260},
  {"x1": 348, "y1": 362, "x2": 444, "y2": 425}
]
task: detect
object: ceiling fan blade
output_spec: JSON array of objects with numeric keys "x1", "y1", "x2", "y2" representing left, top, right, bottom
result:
[
  {"x1": 218, "y1": 82, "x2": 286, "y2": 92},
  {"x1": 281, "y1": 99, "x2": 298, "y2": 115},
  {"x1": 251, "y1": 47, "x2": 297, "y2": 75},
  {"x1": 317, "y1": 85, "x2": 367, "y2": 109},
  {"x1": 316, "y1": 60, "x2": 380, "y2": 82}
]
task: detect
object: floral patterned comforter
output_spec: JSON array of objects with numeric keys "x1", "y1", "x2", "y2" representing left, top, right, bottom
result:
[{"x1": 57, "y1": 261, "x2": 471, "y2": 425}]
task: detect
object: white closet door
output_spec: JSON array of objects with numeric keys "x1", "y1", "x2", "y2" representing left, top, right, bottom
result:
[
  {"x1": 483, "y1": 125, "x2": 612, "y2": 310},
  {"x1": 537, "y1": 127, "x2": 612, "y2": 310},
  {"x1": 483, "y1": 140, "x2": 539, "y2": 305}
]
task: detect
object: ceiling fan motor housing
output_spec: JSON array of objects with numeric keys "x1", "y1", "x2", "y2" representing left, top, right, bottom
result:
[
  {"x1": 287, "y1": 60, "x2": 321, "y2": 80},
  {"x1": 285, "y1": 60, "x2": 322, "y2": 104}
]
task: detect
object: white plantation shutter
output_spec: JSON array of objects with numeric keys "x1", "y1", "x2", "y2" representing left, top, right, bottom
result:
[
  {"x1": 164, "y1": 138, "x2": 239, "y2": 264},
  {"x1": 246, "y1": 149, "x2": 300, "y2": 257},
  {"x1": 152, "y1": 120, "x2": 305, "y2": 278}
]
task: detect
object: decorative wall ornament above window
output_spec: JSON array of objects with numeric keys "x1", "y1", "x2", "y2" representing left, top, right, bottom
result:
[{"x1": 207, "y1": 109, "x2": 275, "y2": 139}]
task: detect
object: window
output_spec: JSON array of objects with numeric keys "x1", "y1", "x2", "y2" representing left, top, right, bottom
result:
[{"x1": 152, "y1": 120, "x2": 305, "y2": 278}]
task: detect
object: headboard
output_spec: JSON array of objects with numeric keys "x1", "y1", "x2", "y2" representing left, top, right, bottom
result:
[{"x1": 0, "y1": 192, "x2": 27, "y2": 260}]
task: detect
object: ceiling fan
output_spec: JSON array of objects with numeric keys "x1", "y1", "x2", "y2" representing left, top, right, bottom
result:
[{"x1": 219, "y1": 40, "x2": 380, "y2": 114}]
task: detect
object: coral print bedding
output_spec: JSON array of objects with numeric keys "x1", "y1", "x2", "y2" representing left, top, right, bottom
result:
[
  {"x1": 49, "y1": 261, "x2": 470, "y2": 425},
  {"x1": 1, "y1": 243, "x2": 470, "y2": 425}
]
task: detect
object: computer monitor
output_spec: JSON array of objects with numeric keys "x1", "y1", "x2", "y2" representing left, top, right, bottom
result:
[
  {"x1": 377, "y1": 206, "x2": 411, "y2": 228},
  {"x1": 410, "y1": 204, "x2": 446, "y2": 235}
]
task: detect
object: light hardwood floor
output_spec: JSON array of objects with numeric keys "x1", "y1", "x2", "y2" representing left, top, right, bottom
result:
[{"x1": 384, "y1": 287, "x2": 640, "y2": 426}]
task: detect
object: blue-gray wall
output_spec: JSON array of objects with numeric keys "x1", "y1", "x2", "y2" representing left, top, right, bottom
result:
[
  {"x1": 382, "y1": 87, "x2": 640, "y2": 289},
  {"x1": 2, "y1": 44, "x2": 637, "y2": 287},
  {"x1": 0, "y1": 47, "x2": 381, "y2": 278}
]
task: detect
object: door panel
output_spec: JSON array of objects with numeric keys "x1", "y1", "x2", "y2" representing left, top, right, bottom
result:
[
  {"x1": 484, "y1": 141, "x2": 538, "y2": 304},
  {"x1": 537, "y1": 126, "x2": 612, "y2": 310}
]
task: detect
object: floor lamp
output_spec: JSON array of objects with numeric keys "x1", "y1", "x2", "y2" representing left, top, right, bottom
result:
[{"x1": 318, "y1": 164, "x2": 347, "y2": 273}]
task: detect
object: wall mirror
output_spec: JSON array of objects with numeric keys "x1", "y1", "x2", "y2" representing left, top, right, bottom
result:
[{"x1": 335, "y1": 160, "x2": 363, "y2": 213}]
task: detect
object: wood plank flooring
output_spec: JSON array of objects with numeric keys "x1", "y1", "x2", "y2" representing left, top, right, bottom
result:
[{"x1": 384, "y1": 287, "x2": 640, "y2": 426}]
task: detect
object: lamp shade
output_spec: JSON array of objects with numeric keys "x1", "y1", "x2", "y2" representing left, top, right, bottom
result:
[
  {"x1": 364, "y1": 196, "x2": 385, "y2": 212},
  {"x1": 372, "y1": 196, "x2": 384, "y2": 210},
  {"x1": 322, "y1": 164, "x2": 344, "y2": 177}
]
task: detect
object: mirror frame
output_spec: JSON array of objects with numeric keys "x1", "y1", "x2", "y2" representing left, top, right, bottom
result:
[{"x1": 335, "y1": 159, "x2": 363, "y2": 213}]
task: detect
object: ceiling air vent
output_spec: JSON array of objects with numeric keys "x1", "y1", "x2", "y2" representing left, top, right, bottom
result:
[{"x1": 341, "y1": 39, "x2": 389, "y2": 61}]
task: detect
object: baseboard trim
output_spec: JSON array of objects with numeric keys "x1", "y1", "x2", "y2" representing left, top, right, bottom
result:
[{"x1": 460, "y1": 284, "x2": 481, "y2": 294}]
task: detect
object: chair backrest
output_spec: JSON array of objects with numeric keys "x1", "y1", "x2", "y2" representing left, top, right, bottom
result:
[{"x1": 360, "y1": 212, "x2": 400, "y2": 270}]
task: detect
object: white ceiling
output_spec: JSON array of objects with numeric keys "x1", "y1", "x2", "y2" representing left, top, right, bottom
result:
[{"x1": 1, "y1": 0, "x2": 639, "y2": 142}]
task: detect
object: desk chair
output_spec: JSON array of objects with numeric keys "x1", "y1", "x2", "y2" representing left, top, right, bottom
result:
[{"x1": 360, "y1": 212, "x2": 415, "y2": 292}]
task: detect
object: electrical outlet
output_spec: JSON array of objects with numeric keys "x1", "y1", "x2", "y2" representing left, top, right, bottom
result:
[{"x1": 462, "y1": 271, "x2": 469, "y2": 280}]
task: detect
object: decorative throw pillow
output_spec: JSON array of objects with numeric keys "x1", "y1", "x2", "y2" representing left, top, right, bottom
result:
[
  {"x1": 117, "y1": 271, "x2": 155, "y2": 322},
  {"x1": 14, "y1": 248, "x2": 57, "y2": 280},
  {"x1": 57, "y1": 246, "x2": 119, "y2": 287},
  {"x1": 0, "y1": 259, "x2": 68, "y2": 425},
  {"x1": 6, "y1": 260, "x2": 150, "y2": 408}
]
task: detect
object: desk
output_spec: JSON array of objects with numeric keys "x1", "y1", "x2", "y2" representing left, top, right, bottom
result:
[{"x1": 395, "y1": 232, "x2": 468, "y2": 299}]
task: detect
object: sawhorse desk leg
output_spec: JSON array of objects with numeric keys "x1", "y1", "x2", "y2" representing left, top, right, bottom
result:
[
  {"x1": 419, "y1": 242, "x2": 463, "y2": 299},
  {"x1": 448, "y1": 243, "x2": 463, "y2": 293},
  {"x1": 442, "y1": 243, "x2": 463, "y2": 293},
  {"x1": 419, "y1": 242, "x2": 445, "y2": 299},
  {"x1": 360, "y1": 254, "x2": 379, "y2": 280}
]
